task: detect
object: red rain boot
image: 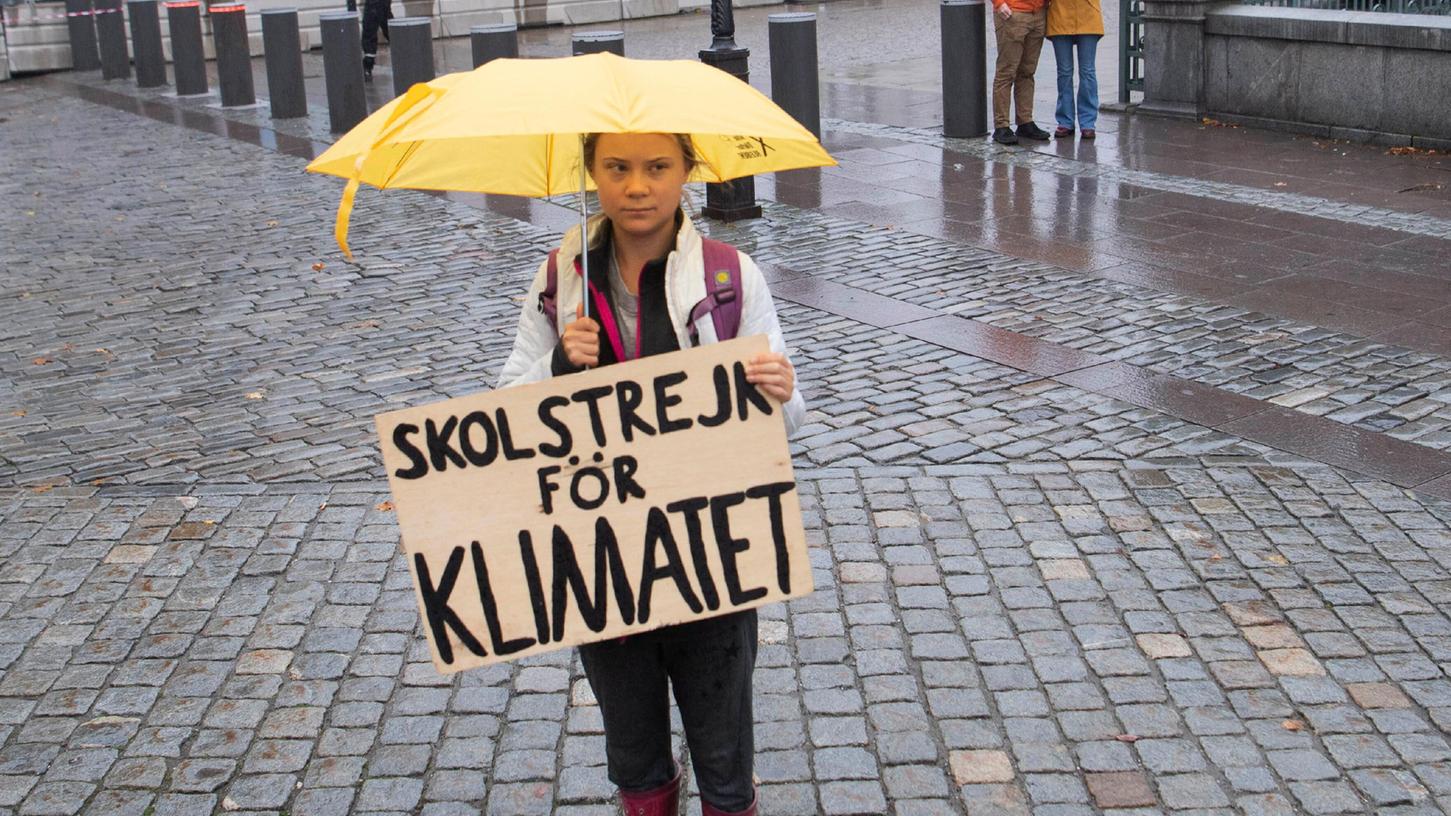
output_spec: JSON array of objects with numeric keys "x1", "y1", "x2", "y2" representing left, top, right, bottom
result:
[
  {"x1": 618, "y1": 768, "x2": 681, "y2": 816},
  {"x1": 701, "y1": 790, "x2": 758, "y2": 816}
]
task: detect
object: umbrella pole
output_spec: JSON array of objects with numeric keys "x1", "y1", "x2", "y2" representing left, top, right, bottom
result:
[{"x1": 578, "y1": 133, "x2": 590, "y2": 322}]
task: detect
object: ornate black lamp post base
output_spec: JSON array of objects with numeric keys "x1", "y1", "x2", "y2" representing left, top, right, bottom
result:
[{"x1": 699, "y1": 0, "x2": 762, "y2": 222}]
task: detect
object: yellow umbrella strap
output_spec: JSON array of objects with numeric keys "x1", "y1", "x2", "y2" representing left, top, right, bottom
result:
[{"x1": 335, "y1": 169, "x2": 362, "y2": 261}]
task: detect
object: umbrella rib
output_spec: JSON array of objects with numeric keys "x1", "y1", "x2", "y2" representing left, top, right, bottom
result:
[{"x1": 379, "y1": 141, "x2": 425, "y2": 189}]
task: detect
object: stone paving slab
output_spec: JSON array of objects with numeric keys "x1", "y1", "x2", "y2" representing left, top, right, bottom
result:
[
  {"x1": 707, "y1": 199, "x2": 1451, "y2": 453},
  {"x1": 5, "y1": 64, "x2": 1451, "y2": 816}
]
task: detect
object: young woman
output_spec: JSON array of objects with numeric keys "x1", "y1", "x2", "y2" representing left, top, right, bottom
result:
[
  {"x1": 497, "y1": 132, "x2": 804, "y2": 816},
  {"x1": 1046, "y1": 0, "x2": 1105, "y2": 139}
]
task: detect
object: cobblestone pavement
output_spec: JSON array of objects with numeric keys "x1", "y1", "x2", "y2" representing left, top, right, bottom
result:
[{"x1": 4, "y1": 29, "x2": 1451, "y2": 816}]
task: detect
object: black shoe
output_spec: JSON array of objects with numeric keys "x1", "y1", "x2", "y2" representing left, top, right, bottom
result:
[
  {"x1": 992, "y1": 127, "x2": 1019, "y2": 145},
  {"x1": 363, "y1": 54, "x2": 375, "y2": 82},
  {"x1": 1016, "y1": 122, "x2": 1052, "y2": 141}
]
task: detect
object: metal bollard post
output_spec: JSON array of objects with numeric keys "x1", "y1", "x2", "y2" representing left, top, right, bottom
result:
[
  {"x1": 941, "y1": 0, "x2": 989, "y2": 138},
  {"x1": 262, "y1": 8, "x2": 307, "y2": 118},
  {"x1": 390, "y1": 17, "x2": 434, "y2": 96},
  {"x1": 165, "y1": 0, "x2": 207, "y2": 95},
  {"x1": 64, "y1": 0, "x2": 102, "y2": 71},
  {"x1": 571, "y1": 30, "x2": 623, "y2": 56},
  {"x1": 767, "y1": 12, "x2": 820, "y2": 138},
  {"x1": 95, "y1": 0, "x2": 131, "y2": 79},
  {"x1": 320, "y1": 10, "x2": 367, "y2": 133},
  {"x1": 128, "y1": 0, "x2": 167, "y2": 87},
  {"x1": 699, "y1": 8, "x2": 760, "y2": 222},
  {"x1": 470, "y1": 21, "x2": 517, "y2": 67},
  {"x1": 211, "y1": 3, "x2": 256, "y2": 106}
]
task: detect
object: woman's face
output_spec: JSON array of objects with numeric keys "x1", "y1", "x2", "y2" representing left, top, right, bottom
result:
[{"x1": 590, "y1": 133, "x2": 690, "y2": 243}]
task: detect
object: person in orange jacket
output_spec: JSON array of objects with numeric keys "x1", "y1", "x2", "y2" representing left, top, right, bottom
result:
[
  {"x1": 1047, "y1": 0, "x2": 1105, "y2": 138},
  {"x1": 991, "y1": 0, "x2": 1053, "y2": 145}
]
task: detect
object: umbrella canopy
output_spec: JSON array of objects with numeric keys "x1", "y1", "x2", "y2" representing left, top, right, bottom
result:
[{"x1": 307, "y1": 52, "x2": 836, "y2": 258}]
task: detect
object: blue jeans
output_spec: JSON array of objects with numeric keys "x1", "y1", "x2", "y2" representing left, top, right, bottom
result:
[{"x1": 1050, "y1": 34, "x2": 1100, "y2": 131}]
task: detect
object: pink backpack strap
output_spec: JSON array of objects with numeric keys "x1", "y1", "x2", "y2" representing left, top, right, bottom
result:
[
  {"x1": 688, "y1": 238, "x2": 743, "y2": 345},
  {"x1": 538, "y1": 249, "x2": 560, "y2": 330}
]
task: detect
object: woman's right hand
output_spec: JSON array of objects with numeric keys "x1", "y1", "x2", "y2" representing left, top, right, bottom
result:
[{"x1": 561, "y1": 304, "x2": 601, "y2": 368}]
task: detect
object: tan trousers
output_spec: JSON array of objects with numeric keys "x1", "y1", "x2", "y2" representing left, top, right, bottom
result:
[{"x1": 992, "y1": 8, "x2": 1046, "y2": 128}]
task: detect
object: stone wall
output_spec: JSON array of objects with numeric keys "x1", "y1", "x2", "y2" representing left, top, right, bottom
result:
[
  {"x1": 1204, "y1": 6, "x2": 1451, "y2": 148},
  {"x1": 1141, "y1": 0, "x2": 1451, "y2": 149},
  {"x1": 4, "y1": 0, "x2": 781, "y2": 75}
]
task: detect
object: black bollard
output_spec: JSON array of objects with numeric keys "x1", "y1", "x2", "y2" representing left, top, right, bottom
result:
[
  {"x1": 211, "y1": 2, "x2": 256, "y2": 106},
  {"x1": 767, "y1": 12, "x2": 820, "y2": 138},
  {"x1": 165, "y1": 0, "x2": 207, "y2": 95},
  {"x1": 700, "y1": 11, "x2": 761, "y2": 222},
  {"x1": 320, "y1": 10, "x2": 367, "y2": 133},
  {"x1": 470, "y1": 21, "x2": 517, "y2": 67},
  {"x1": 262, "y1": 8, "x2": 307, "y2": 118},
  {"x1": 95, "y1": 0, "x2": 131, "y2": 79},
  {"x1": 941, "y1": 0, "x2": 989, "y2": 138},
  {"x1": 128, "y1": 0, "x2": 167, "y2": 87},
  {"x1": 65, "y1": 0, "x2": 102, "y2": 71},
  {"x1": 390, "y1": 17, "x2": 434, "y2": 96},
  {"x1": 571, "y1": 30, "x2": 623, "y2": 56}
]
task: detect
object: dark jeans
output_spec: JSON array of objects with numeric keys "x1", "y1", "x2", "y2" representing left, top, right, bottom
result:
[
  {"x1": 359, "y1": 0, "x2": 391, "y2": 55},
  {"x1": 579, "y1": 609, "x2": 758, "y2": 812}
]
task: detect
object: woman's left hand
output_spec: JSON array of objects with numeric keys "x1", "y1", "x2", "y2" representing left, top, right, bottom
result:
[{"x1": 745, "y1": 352, "x2": 795, "y2": 403}]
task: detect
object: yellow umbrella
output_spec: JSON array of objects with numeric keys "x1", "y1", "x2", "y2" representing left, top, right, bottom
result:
[{"x1": 306, "y1": 52, "x2": 836, "y2": 261}]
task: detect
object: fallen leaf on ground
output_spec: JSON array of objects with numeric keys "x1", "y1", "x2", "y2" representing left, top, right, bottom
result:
[
  {"x1": 266, "y1": 220, "x2": 279, "y2": 227},
  {"x1": 32, "y1": 357, "x2": 50, "y2": 366},
  {"x1": 245, "y1": 391, "x2": 265, "y2": 400},
  {"x1": 1282, "y1": 720, "x2": 1302, "y2": 731},
  {"x1": 10, "y1": 410, "x2": 25, "y2": 417},
  {"x1": 1115, "y1": 734, "x2": 1140, "y2": 743},
  {"x1": 375, "y1": 501, "x2": 395, "y2": 512},
  {"x1": 1388, "y1": 146, "x2": 1440, "y2": 156},
  {"x1": 312, "y1": 262, "x2": 325, "y2": 271}
]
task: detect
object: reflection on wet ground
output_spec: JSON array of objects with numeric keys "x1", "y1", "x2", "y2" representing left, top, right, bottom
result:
[{"x1": 23, "y1": 0, "x2": 1451, "y2": 494}]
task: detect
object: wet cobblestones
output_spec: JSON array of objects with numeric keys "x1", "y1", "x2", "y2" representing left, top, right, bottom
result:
[
  {"x1": 705, "y1": 206, "x2": 1451, "y2": 454},
  {"x1": 4, "y1": 71, "x2": 1451, "y2": 816},
  {"x1": 4, "y1": 457, "x2": 1451, "y2": 814}
]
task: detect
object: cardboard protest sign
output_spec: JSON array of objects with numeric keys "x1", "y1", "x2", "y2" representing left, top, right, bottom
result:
[{"x1": 376, "y1": 335, "x2": 812, "y2": 674}]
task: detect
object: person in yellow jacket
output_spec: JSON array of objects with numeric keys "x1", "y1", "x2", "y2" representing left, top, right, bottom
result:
[{"x1": 1047, "y1": 0, "x2": 1105, "y2": 138}]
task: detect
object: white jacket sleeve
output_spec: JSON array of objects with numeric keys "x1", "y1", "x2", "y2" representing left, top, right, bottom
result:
[
  {"x1": 496, "y1": 258, "x2": 560, "y2": 389},
  {"x1": 736, "y1": 253, "x2": 807, "y2": 436}
]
